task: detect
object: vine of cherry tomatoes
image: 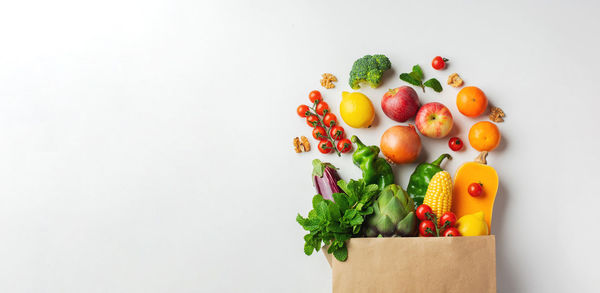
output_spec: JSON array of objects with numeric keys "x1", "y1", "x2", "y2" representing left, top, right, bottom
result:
[
  {"x1": 416, "y1": 204, "x2": 461, "y2": 237},
  {"x1": 297, "y1": 90, "x2": 352, "y2": 155}
]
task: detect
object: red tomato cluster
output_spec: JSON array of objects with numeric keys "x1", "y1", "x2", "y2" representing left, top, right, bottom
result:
[
  {"x1": 416, "y1": 204, "x2": 461, "y2": 237},
  {"x1": 297, "y1": 90, "x2": 352, "y2": 155}
]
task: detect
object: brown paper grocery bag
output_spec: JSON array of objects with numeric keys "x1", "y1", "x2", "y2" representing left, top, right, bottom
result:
[{"x1": 325, "y1": 235, "x2": 496, "y2": 293}]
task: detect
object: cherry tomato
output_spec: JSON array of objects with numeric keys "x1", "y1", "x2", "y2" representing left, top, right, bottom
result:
[
  {"x1": 337, "y1": 139, "x2": 352, "y2": 153},
  {"x1": 468, "y1": 182, "x2": 483, "y2": 197},
  {"x1": 306, "y1": 115, "x2": 320, "y2": 127},
  {"x1": 419, "y1": 220, "x2": 436, "y2": 237},
  {"x1": 432, "y1": 56, "x2": 448, "y2": 70},
  {"x1": 448, "y1": 137, "x2": 463, "y2": 151},
  {"x1": 316, "y1": 101, "x2": 330, "y2": 115},
  {"x1": 416, "y1": 204, "x2": 433, "y2": 221},
  {"x1": 312, "y1": 126, "x2": 327, "y2": 140},
  {"x1": 323, "y1": 113, "x2": 337, "y2": 127},
  {"x1": 439, "y1": 212, "x2": 457, "y2": 229},
  {"x1": 297, "y1": 105, "x2": 310, "y2": 118},
  {"x1": 309, "y1": 90, "x2": 322, "y2": 104},
  {"x1": 443, "y1": 227, "x2": 461, "y2": 237},
  {"x1": 329, "y1": 125, "x2": 345, "y2": 140},
  {"x1": 317, "y1": 140, "x2": 333, "y2": 154}
]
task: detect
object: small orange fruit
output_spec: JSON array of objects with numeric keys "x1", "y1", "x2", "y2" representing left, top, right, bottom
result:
[
  {"x1": 457, "y1": 86, "x2": 488, "y2": 117},
  {"x1": 468, "y1": 121, "x2": 501, "y2": 151}
]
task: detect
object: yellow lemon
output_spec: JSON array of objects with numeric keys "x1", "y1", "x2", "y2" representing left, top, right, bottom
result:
[
  {"x1": 456, "y1": 211, "x2": 489, "y2": 236},
  {"x1": 339, "y1": 91, "x2": 375, "y2": 128}
]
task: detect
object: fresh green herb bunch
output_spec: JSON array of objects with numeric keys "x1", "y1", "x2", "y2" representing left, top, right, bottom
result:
[
  {"x1": 297, "y1": 179, "x2": 379, "y2": 261},
  {"x1": 399, "y1": 64, "x2": 443, "y2": 93}
]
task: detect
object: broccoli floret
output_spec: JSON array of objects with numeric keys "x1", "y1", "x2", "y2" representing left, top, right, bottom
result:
[{"x1": 349, "y1": 54, "x2": 391, "y2": 89}]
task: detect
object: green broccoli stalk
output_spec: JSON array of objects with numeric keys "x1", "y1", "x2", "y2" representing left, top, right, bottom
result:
[{"x1": 349, "y1": 55, "x2": 391, "y2": 89}]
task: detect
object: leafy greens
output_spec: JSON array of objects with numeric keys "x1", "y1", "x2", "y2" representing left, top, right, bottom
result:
[
  {"x1": 399, "y1": 64, "x2": 443, "y2": 93},
  {"x1": 297, "y1": 179, "x2": 379, "y2": 261}
]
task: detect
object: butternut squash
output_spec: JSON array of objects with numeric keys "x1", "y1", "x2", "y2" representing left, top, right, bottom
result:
[{"x1": 452, "y1": 152, "x2": 498, "y2": 233}]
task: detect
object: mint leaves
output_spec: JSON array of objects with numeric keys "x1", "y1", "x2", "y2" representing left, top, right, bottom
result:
[
  {"x1": 297, "y1": 179, "x2": 380, "y2": 261},
  {"x1": 423, "y1": 78, "x2": 443, "y2": 92},
  {"x1": 399, "y1": 64, "x2": 424, "y2": 86},
  {"x1": 399, "y1": 65, "x2": 443, "y2": 93}
]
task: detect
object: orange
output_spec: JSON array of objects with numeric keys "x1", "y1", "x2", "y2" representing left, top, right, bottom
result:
[
  {"x1": 456, "y1": 86, "x2": 488, "y2": 117},
  {"x1": 468, "y1": 121, "x2": 501, "y2": 151}
]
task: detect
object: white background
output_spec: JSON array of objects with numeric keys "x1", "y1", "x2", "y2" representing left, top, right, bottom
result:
[{"x1": 0, "y1": 0, "x2": 598, "y2": 292}]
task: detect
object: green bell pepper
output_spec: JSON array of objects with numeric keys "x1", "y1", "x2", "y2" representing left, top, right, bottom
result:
[
  {"x1": 407, "y1": 153, "x2": 451, "y2": 207},
  {"x1": 350, "y1": 135, "x2": 394, "y2": 190}
]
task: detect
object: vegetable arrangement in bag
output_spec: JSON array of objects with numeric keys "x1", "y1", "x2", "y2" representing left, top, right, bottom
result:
[{"x1": 295, "y1": 53, "x2": 504, "y2": 262}]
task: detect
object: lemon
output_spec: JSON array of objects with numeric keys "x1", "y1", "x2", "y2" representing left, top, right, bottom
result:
[
  {"x1": 339, "y1": 91, "x2": 375, "y2": 128},
  {"x1": 456, "y1": 211, "x2": 489, "y2": 236}
]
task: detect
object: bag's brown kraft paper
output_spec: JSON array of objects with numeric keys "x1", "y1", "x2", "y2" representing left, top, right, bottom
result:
[{"x1": 324, "y1": 235, "x2": 496, "y2": 293}]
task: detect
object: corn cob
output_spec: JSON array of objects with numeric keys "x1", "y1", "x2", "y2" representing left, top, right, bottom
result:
[{"x1": 423, "y1": 171, "x2": 453, "y2": 219}]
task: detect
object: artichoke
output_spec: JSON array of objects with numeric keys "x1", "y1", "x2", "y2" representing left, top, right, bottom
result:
[{"x1": 364, "y1": 184, "x2": 418, "y2": 237}]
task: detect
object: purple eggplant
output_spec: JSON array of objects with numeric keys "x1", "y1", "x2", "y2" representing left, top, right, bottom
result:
[{"x1": 312, "y1": 159, "x2": 343, "y2": 201}]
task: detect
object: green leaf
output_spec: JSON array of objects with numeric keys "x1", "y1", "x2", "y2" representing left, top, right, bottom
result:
[
  {"x1": 412, "y1": 65, "x2": 423, "y2": 81},
  {"x1": 332, "y1": 193, "x2": 349, "y2": 212},
  {"x1": 355, "y1": 202, "x2": 364, "y2": 211},
  {"x1": 303, "y1": 218, "x2": 322, "y2": 231},
  {"x1": 360, "y1": 206, "x2": 374, "y2": 216},
  {"x1": 333, "y1": 246, "x2": 348, "y2": 261},
  {"x1": 424, "y1": 78, "x2": 443, "y2": 92},
  {"x1": 326, "y1": 222, "x2": 345, "y2": 233},
  {"x1": 399, "y1": 73, "x2": 421, "y2": 86},
  {"x1": 342, "y1": 209, "x2": 358, "y2": 221},
  {"x1": 315, "y1": 201, "x2": 329, "y2": 219},
  {"x1": 304, "y1": 242, "x2": 314, "y2": 255},
  {"x1": 312, "y1": 195, "x2": 324, "y2": 210},
  {"x1": 359, "y1": 185, "x2": 378, "y2": 204},
  {"x1": 303, "y1": 233, "x2": 313, "y2": 242},
  {"x1": 342, "y1": 179, "x2": 361, "y2": 204},
  {"x1": 349, "y1": 215, "x2": 364, "y2": 227},
  {"x1": 312, "y1": 238, "x2": 322, "y2": 252},
  {"x1": 311, "y1": 159, "x2": 326, "y2": 177},
  {"x1": 297, "y1": 213, "x2": 321, "y2": 231},
  {"x1": 296, "y1": 214, "x2": 307, "y2": 227},
  {"x1": 328, "y1": 204, "x2": 341, "y2": 221},
  {"x1": 344, "y1": 179, "x2": 359, "y2": 191},
  {"x1": 336, "y1": 179, "x2": 349, "y2": 194},
  {"x1": 364, "y1": 184, "x2": 379, "y2": 195},
  {"x1": 334, "y1": 233, "x2": 351, "y2": 243},
  {"x1": 312, "y1": 159, "x2": 338, "y2": 177},
  {"x1": 327, "y1": 243, "x2": 336, "y2": 254}
]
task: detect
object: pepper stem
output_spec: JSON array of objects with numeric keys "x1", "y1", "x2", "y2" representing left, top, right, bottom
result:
[
  {"x1": 475, "y1": 151, "x2": 489, "y2": 164},
  {"x1": 351, "y1": 135, "x2": 365, "y2": 148},
  {"x1": 431, "y1": 153, "x2": 452, "y2": 167}
]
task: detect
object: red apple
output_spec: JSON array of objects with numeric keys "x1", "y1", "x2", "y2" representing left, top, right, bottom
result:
[
  {"x1": 415, "y1": 102, "x2": 453, "y2": 138},
  {"x1": 381, "y1": 86, "x2": 420, "y2": 122}
]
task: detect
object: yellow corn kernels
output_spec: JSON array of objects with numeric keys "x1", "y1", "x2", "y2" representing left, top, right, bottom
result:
[{"x1": 423, "y1": 171, "x2": 453, "y2": 219}]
